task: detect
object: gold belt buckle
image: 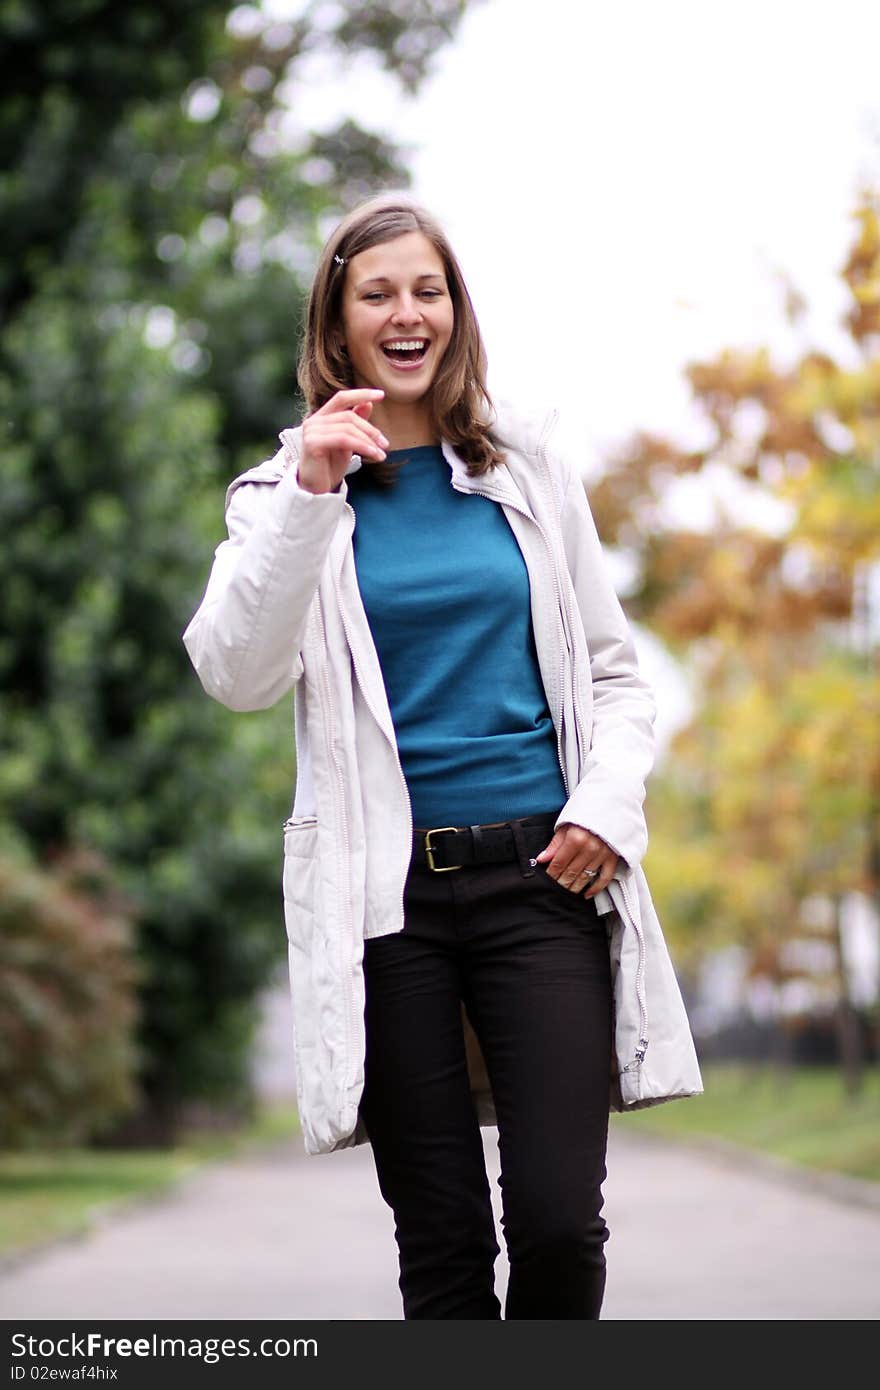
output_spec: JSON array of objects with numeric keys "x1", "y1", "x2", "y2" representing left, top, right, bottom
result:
[{"x1": 424, "y1": 826, "x2": 464, "y2": 872}]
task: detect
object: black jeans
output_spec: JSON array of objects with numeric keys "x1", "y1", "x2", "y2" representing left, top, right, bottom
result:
[{"x1": 359, "y1": 852, "x2": 613, "y2": 1319}]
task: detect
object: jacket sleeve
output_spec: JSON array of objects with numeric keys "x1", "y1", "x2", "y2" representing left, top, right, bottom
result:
[
  {"x1": 182, "y1": 457, "x2": 347, "y2": 711},
  {"x1": 552, "y1": 448, "x2": 657, "y2": 871}
]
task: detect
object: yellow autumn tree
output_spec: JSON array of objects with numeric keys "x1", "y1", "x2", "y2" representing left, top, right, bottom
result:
[{"x1": 591, "y1": 191, "x2": 880, "y2": 1089}]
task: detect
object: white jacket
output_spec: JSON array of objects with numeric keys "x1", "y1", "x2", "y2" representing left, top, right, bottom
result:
[{"x1": 183, "y1": 402, "x2": 703, "y2": 1155}]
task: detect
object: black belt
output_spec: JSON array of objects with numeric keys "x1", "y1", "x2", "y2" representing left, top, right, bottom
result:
[{"x1": 411, "y1": 812, "x2": 559, "y2": 874}]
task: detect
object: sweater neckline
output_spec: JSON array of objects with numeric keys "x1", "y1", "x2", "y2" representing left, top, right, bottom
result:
[{"x1": 384, "y1": 443, "x2": 443, "y2": 460}]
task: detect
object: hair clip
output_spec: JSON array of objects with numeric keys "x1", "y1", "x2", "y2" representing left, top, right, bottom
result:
[{"x1": 333, "y1": 253, "x2": 345, "y2": 266}]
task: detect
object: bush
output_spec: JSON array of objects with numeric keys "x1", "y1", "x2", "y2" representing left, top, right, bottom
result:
[{"x1": 0, "y1": 849, "x2": 141, "y2": 1147}]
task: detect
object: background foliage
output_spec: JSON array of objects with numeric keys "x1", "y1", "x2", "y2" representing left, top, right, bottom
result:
[
  {"x1": 0, "y1": 848, "x2": 140, "y2": 1146},
  {"x1": 0, "y1": 0, "x2": 471, "y2": 1143},
  {"x1": 589, "y1": 192, "x2": 880, "y2": 1088}
]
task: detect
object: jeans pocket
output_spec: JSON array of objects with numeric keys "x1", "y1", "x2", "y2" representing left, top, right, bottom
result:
[
  {"x1": 536, "y1": 863, "x2": 601, "y2": 918},
  {"x1": 538, "y1": 862, "x2": 584, "y2": 894}
]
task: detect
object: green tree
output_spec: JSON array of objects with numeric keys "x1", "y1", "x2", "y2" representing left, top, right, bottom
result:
[{"x1": 1, "y1": 1, "x2": 473, "y2": 1141}]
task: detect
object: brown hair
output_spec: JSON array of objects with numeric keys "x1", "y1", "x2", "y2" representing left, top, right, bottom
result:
[{"x1": 297, "y1": 193, "x2": 504, "y2": 483}]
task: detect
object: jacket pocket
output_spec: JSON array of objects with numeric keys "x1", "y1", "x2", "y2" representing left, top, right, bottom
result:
[
  {"x1": 281, "y1": 819, "x2": 320, "y2": 1122},
  {"x1": 282, "y1": 815, "x2": 319, "y2": 945},
  {"x1": 281, "y1": 817, "x2": 349, "y2": 1150}
]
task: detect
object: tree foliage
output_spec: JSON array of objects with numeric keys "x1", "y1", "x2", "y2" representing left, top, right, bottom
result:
[
  {"x1": 0, "y1": 848, "x2": 140, "y2": 1147},
  {"x1": 1, "y1": 0, "x2": 473, "y2": 1139},
  {"x1": 590, "y1": 191, "x2": 880, "y2": 1073}
]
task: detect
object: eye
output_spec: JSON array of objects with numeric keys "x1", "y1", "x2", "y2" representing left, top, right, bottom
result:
[
  {"x1": 419, "y1": 289, "x2": 443, "y2": 299},
  {"x1": 364, "y1": 292, "x2": 387, "y2": 302}
]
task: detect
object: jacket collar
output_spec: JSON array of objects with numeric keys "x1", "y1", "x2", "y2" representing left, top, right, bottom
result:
[{"x1": 225, "y1": 402, "x2": 556, "y2": 514}]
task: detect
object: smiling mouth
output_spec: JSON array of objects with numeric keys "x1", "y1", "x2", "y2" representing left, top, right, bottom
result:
[{"x1": 380, "y1": 338, "x2": 430, "y2": 366}]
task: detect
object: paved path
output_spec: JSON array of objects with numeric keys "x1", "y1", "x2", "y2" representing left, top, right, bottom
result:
[{"x1": 2, "y1": 1126, "x2": 879, "y2": 1321}]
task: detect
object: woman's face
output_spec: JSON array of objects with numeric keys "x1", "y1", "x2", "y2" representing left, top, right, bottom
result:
[{"x1": 339, "y1": 231, "x2": 454, "y2": 407}]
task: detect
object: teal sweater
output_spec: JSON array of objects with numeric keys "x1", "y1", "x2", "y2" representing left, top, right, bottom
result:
[{"x1": 348, "y1": 445, "x2": 566, "y2": 828}]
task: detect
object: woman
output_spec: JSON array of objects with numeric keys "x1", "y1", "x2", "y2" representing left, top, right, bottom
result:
[{"x1": 183, "y1": 193, "x2": 702, "y2": 1320}]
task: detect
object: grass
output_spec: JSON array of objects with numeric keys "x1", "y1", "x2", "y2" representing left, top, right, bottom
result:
[
  {"x1": 612, "y1": 1062, "x2": 880, "y2": 1183},
  {"x1": 0, "y1": 1101, "x2": 300, "y2": 1263}
]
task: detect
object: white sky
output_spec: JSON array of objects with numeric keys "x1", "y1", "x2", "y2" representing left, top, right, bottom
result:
[{"x1": 259, "y1": 0, "x2": 880, "y2": 744}]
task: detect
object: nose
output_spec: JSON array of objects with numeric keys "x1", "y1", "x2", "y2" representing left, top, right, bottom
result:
[{"x1": 391, "y1": 292, "x2": 423, "y2": 326}]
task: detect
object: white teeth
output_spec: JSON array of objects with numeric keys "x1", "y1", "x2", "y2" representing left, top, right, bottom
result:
[{"x1": 383, "y1": 339, "x2": 427, "y2": 351}]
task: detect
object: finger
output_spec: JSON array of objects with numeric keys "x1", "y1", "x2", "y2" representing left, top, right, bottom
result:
[
  {"x1": 344, "y1": 409, "x2": 389, "y2": 448},
  {"x1": 309, "y1": 410, "x2": 389, "y2": 450},
  {"x1": 535, "y1": 832, "x2": 565, "y2": 864},
  {"x1": 557, "y1": 857, "x2": 602, "y2": 891},
  {"x1": 583, "y1": 856, "x2": 619, "y2": 899},
  {"x1": 306, "y1": 417, "x2": 388, "y2": 453},
  {"x1": 307, "y1": 428, "x2": 386, "y2": 461},
  {"x1": 319, "y1": 388, "x2": 385, "y2": 413},
  {"x1": 350, "y1": 402, "x2": 387, "y2": 443},
  {"x1": 567, "y1": 856, "x2": 600, "y2": 889},
  {"x1": 541, "y1": 823, "x2": 598, "y2": 855},
  {"x1": 544, "y1": 843, "x2": 585, "y2": 884}
]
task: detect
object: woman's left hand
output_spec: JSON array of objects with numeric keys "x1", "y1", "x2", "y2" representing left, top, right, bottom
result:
[{"x1": 535, "y1": 823, "x2": 619, "y2": 898}]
